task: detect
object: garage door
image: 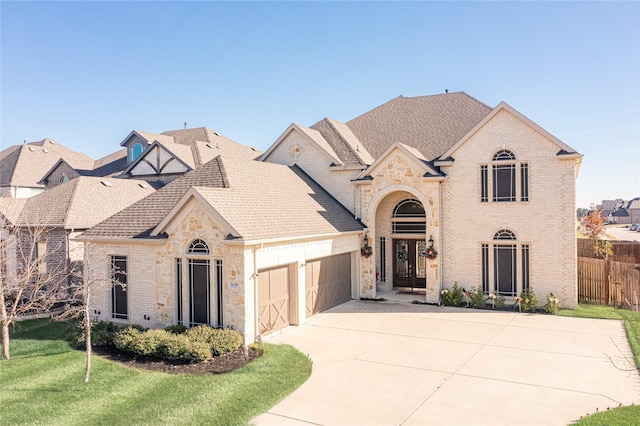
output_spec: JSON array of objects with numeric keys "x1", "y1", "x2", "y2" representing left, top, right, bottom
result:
[
  {"x1": 258, "y1": 265, "x2": 290, "y2": 334},
  {"x1": 306, "y1": 253, "x2": 351, "y2": 317}
]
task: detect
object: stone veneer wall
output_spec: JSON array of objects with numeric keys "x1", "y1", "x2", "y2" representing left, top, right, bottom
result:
[
  {"x1": 359, "y1": 151, "x2": 442, "y2": 303},
  {"x1": 439, "y1": 109, "x2": 579, "y2": 307}
]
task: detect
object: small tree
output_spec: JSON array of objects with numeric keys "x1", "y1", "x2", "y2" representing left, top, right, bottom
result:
[
  {"x1": 582, "y1": 210, "x2": 613, "y2": 259},
  {"x1": 1, "y1": 213, "x2": 71, "y2": 360},
  {"x1": 582, "y1": 210, "x2": 605, "y2": 239},
  {"x1": 57, "y1": 242, "x2": 122, "y2": 382}
]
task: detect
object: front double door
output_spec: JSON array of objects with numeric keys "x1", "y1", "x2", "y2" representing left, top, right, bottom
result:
[{"x1": 393, "y1": 239, "x2": 427, "y2": 289}]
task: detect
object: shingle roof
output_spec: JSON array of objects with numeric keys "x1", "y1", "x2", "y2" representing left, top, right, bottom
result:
[
  {"x1": 13, "y1": 177, "x2": 154, "y2": 229},
  {"x1": 310, "y1": 119, "x2": 365, "y2": 166},
  {"x1": 626, "y1": 198, "x2": 640, "y2": 210},
  {"x1": 161, "y1": 127, "x2": 262, "y2": 162},
  {"x1": 0, "y1": 198, "x2": 28, "y2": 226},
  {"x1": 81, "y1": 158, "x2": 227, "y2": 239},
  {"x1": 346, "y1": 92, "x2": 492, "y2": 161},
  {"x1": 83, "y1": 156, "x2": 363, "y2": 241},
  {"x1": 0, "y1": 139, "x2": 95, "y2": 188},
  {"x1": 184, "y1": 158, "x2": 364, "y2": 241}
]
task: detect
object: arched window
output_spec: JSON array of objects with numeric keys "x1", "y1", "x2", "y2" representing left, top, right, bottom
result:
[
  {"x1": 129, "y1": 143, "x2": 144, "y2": 162},
  {"x1": 493, "y1": 229, "x2": 517, "y2": 240},
  {"x1": 392, "y1": 199, "x2": 426, "y2": 234},
  {"x1": 493, "y1": 149, "x2": 516, "y2": 161},
  {"x1": 188, "y1": 239, "x2": 210, "y2": 254},
  {"x1": 481, "y1": 149, "x2": 528, "y2": 203},
  {"x1": 393, "y1": 199, "x2": 425, "y2": 217},
  {"x1": 482, "y1": 228, "x2": 529, "y2": 297}
]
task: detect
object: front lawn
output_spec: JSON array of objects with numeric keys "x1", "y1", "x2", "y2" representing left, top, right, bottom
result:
[
  {"x1": 0, "y1": 319, "x2": 312, "y2": 426},
  {"x1": 558, "y1": 305, "x2": 640, "y2": 425}
]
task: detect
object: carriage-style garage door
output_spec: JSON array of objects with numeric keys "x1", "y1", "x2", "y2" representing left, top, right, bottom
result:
[
  {"x1": 258, "y1": 265, "x2": 290, "y2": 334},
  {"x1": 306, "y1": 253, "x2": 351, "y2": 317}
]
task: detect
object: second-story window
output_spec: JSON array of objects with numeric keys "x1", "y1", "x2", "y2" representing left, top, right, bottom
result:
[{"x1": 480, "y1": 150, "x2": 529, "y2": 203}]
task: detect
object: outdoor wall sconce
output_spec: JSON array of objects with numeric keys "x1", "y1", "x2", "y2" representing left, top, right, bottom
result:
[
  {"x1": 361, "y1": 233, "x2": 372, "y2": 258},
  {"x1": 428, "y1": 235, "x2": 434, "y2": 249}
]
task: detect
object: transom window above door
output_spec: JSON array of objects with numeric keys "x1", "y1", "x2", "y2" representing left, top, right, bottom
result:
[{"x1": 392, "y1": 199, "x2": 426, "y2": 234}]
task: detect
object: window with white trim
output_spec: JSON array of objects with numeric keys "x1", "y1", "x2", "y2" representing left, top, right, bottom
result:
[{"x1": 480, "y1": 150, "x2": 529, "y2": 203}]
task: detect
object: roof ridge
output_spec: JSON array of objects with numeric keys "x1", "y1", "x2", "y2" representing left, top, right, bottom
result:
[
  {"x1": 63, "y1": 178, "x2": 82, "y2": 226},
  {"x1": 290, "y1": 164, "x2": 365, "y2": 227},
  {"x1": 325, "y1": 118, "x2": 363, "y2": 165}
]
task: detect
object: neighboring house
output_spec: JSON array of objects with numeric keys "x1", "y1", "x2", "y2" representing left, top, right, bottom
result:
[
  {"x1": 39, "y1": 150, "x2": 128, "y2": 191},
  {"x1": 607, "y1": 197, "x2": 640, "y2": 224},
  {"x1": 0, "y1": 139, "x2": 95, "y2": 198},
  {"x1": 80, "y1": 92, "x2": 582, "y2": 345},
  {"x1": 0, "y1": 177, "x2": 155, "y2": 291},
  {"x1": 118, "y1": 127, "x2": 262, "y2": 187}
]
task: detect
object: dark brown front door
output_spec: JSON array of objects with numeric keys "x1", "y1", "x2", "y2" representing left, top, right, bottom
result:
[{"x1": 393, "y1": 239, "x2": 427, "y2": 289}]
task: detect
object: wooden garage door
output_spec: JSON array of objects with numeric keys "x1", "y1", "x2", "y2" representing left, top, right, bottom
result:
[
  {"x1": 258, "y1": 265, "x2": 290, "y2": 334},
  {"x1": 306, "y1": 253, "x2": 351, "y2": 317}
]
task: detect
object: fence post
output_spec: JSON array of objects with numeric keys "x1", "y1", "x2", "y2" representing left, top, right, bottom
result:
[{"x1": 604, "y1": 259, "x2": 610, "y2": 305}]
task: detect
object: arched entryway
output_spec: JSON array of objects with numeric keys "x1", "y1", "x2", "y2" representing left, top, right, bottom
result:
[{"x1": 373, "y1": 191, "x2": 430, "y2": 293}]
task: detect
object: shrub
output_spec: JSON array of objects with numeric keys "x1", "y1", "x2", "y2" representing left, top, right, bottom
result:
[
  {"x1": 545, "y1": 293, "x2": 561, "y2": 314},
  {"x1": 210, "y1": 329, "x2": 243, "y2": 356},
  {"x1": 185, "y1": 324, "x2": 218, "y2": 343},
  {"x1": 91, "y1": 321, "x2": 122, "y2": 346},
  {"x1": 519, "y1": 288, "x2": 539, "y2": 312},
  {"x1": 159, "y1": 333, "x2": 211, "y2": 362},
  {"x1": 441, "y1": 283, "x2": 464, "y2": 306},
  {"x1": 494, "y1": 293, "x2": 506, "y2": 309},
  {"x1": 469, "y1": 287, "x2": 486, "y2": 309},
  {"x1": 113, "y1": 326, "x2": 143, "y2": 352},
  {"x1": 185, "y1": 325, "x2": 243, "y2": 356},
  {"x1": 165, "y1": 324, "x2": 188, "y2": 335},
  {"x1": 132, "y1": 329, "x2": 170, "y2": 357}
]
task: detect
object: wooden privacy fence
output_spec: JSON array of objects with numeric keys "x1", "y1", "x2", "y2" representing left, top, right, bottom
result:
[
  {"x1": 578, "y1": 257, "x2": 640, "y2": 309},
  {"x1": 577, "y1": 238, "x2": 640, "y2": 263}
]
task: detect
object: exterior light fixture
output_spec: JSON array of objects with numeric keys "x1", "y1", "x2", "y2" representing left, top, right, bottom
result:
[{"x1": 428, "y1": 235, "x2": 434, "y2": 249}]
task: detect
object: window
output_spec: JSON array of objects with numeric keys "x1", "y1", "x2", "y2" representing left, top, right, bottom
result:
[
  {"x1": 188, "y1": 239, "x2": 210, "y2": 254},
  {"x1": 110, "y1": 256, "x2": 128, "y2": 319},
  {"x1": 480, "y1": 150, "x2": 529, "y2": 203},
  {"x1": 379, "y1": 237, "x2": 386, "y2": 282},
  {"x1": 392, "y1": 199, "x2": 426, "y2": 234},
  {"x1": 481, "y1": 230, "x2": 530, "y2": 297},
  {"x1": 36, "y1": 241, "x2": 47, "y2": 275},
  {"x1": 216, "y1": 260, "x2": 223, "y2": 326},
  {"x1": 176, "y1": 258, "x2": 183, "y2": 324},
  {"x1": 59, "y1": 174, "x2": 69, "y2": 184},
  {"x1": 129, "y1": 143, "x2": 143, "y2": 162}
]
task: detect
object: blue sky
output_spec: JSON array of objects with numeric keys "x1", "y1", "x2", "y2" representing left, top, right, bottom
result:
[{"x1": 1, "y1": 1, "x2": 638, "y2": 208}]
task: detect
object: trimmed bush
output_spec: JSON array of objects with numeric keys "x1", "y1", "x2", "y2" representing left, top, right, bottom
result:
[
  {"x1": 441, "y1": 283, "x2": 464, "y2": 306},
  {"x1": 113, "y1": 326, "x2": 143, "y2": 352},
  {"x1": 159, "y1": 333, "x2": 211, "y2": 362},
  {"x1": 185, "y1": 325, "x2": 243, "y2": 356},
  {"x1": 519, "y1": 288, "x2": 539, "y2": 312},
  {"x1": 91, "y1": 321, "x2": 122, "y2": 346},
  {"x1": 132, "y1": 329, "x2": 169, "y2": 357},
  {"x1": 210, "y1": 329, "x2": 243, "y2": 356},
  {"x1": 185, "y1": 324, "x2": 218, "y2": 343},
  {"x1": 165, "y1": 324, "x2": 187, "y2": 335}
]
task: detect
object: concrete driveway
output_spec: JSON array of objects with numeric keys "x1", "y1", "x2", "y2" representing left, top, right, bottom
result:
[{"x1": 252, "y1": 300, "x2": 640, "y2": 426}]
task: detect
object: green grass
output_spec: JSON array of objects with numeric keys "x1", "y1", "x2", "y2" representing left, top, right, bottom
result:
[
  {"x1": 1, "y1": 319, "x2": 312, "y2": 426},
  {"x1": 558, "y1": 304, "x2": 640, "y2": 425}
]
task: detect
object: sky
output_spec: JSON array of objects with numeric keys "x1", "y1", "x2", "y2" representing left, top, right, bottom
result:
[{"x1": 1, "y1": 1, "x2": 638, "y2": 209}]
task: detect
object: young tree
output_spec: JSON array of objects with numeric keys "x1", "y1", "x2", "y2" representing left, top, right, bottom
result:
[
  {"x1": 1, "y1": 213, "x2": 71, "y2": 359},
  {"x1": 56, "y1": 243, "x2": 122, "y2": 382},
  {"x1": 582, "y1": 210, "x2": 605, "y2": 238},
  {"x1": 581, "y1": 210, "x2": 613, "y2": 259}
]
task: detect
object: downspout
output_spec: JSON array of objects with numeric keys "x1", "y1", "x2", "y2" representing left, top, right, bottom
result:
[
  {"x1": 253, "y1": 243, "x2": 263, "y2": 343},
  {"x1": 438, "y1": 182, "x2": 443, "y2": 295}
]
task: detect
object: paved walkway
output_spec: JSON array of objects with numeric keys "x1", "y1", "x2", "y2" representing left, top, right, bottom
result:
[{"x1": 252, "y1": 300, "x2": 640, "y2": 426}]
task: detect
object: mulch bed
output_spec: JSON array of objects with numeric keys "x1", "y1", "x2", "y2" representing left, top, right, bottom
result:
[{"x1": 92, "y1": 345, "x2": 263, "y2": 375}]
